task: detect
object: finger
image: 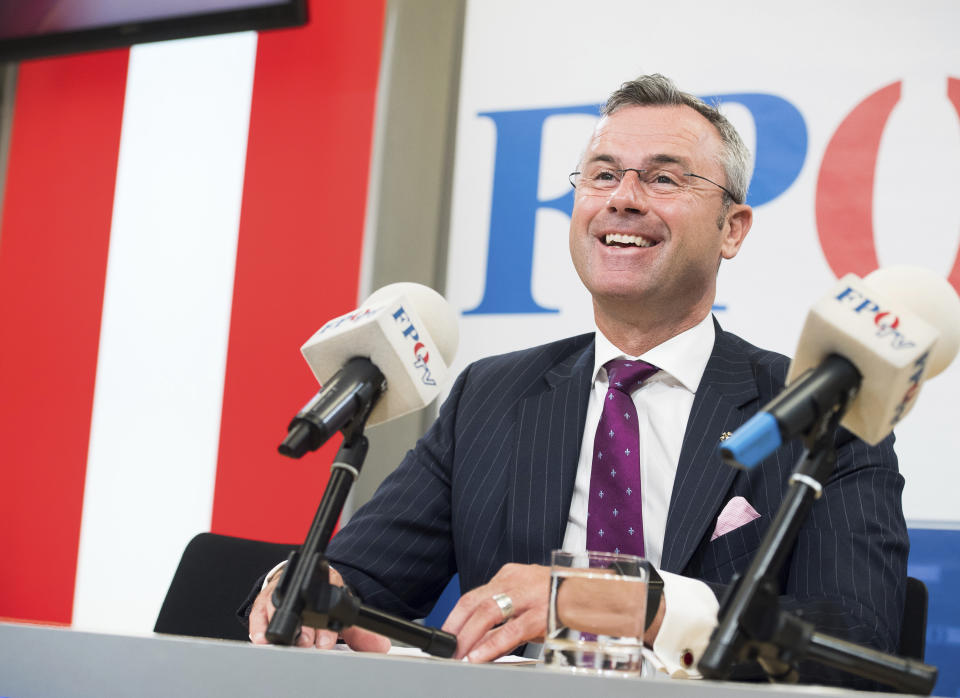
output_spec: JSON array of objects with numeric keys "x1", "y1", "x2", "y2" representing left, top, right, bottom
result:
[
  {"x1": 342, "y1": 625, "x2": 392, "y2": 653},
  {"x1": 313, "y1": 628, "x2": 340, "y2": 650},
  {"x1": 328, "y1": 566, "x2": 345, "y2": 587},
  {"x1": 473, "y1": 623, "x2": 543, "y2": 651},
  {"x1": 473, "y1": 625, "x2": 504, "y2": 653},
  {"x1": 441, "y1": 587, "x2": 487, "y2": 633},
  {"x1": 467, "y1": 613, "x2": 536, "y2": 664},
  {"x1": 248, "y1": 587, "x2": 275, "y2": 644},
  {"x1": 450, "y1": 594, "x2": 512, "y2": 659},
  {"x1": 466, "y1": 611, "x2": 538, "y2": 663},
  {"x1": 441, "y1": 586, "x2": 489, "y2": 636},
  {"x1": 294, "y1": 624, "x2": 315, "y2": 648}
]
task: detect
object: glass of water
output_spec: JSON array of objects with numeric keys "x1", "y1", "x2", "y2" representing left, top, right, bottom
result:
[{"x1": 543, "y1": 550, "x2": 648, "y2": 676}]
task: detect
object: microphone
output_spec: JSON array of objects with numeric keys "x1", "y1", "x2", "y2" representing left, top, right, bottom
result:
[
  {"x1": 279, "y1": 283, "x2": 459, "y2": 458},
  {"x1": 721, "y1": 266, "x2": 960, "y2": 469}
]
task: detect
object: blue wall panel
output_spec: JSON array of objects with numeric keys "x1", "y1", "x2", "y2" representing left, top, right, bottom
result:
[{"x1": 908, "y1": 527, "x2": 960, "y2": 697}]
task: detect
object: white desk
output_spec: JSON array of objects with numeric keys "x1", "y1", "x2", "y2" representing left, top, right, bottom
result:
[{"x1": 0, "y1": 621, "x2": 912, "y2": 698}]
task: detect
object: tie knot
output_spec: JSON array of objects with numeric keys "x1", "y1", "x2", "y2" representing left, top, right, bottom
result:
[{"x1": 604, "y1": 358, "x2": 658, "y2": 393}]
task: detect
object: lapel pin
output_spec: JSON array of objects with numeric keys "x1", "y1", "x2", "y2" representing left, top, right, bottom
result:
[{"x1": 719, "y1": 431, "x2": 733, "y2": 442}]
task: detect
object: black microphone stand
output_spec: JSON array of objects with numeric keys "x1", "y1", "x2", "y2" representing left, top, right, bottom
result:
[
  {"x1": 265, "y1": 394, "x2": 457, "y2": 658},
  {"x1": 698, "y1": 398, "x2": 938, "y2": 693}
]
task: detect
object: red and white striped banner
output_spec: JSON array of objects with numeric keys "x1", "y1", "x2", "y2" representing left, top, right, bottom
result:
[{"x1": 0, "y1": 0, "x2": 385, "y2": 634}]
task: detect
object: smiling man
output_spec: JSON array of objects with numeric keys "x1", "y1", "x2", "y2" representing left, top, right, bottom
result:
[
  {"x1": 246, "y1": 75, "x2": 907, "y2": 688},
  {"x1": 566, "y1": 92, "x2": 751, "y2": 357}
]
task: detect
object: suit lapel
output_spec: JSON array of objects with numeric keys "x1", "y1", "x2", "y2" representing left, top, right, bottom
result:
[
  {"x1": 507, "y1": 337, "x2": 594, "y2": 565},
  {"x1": 660, "y1": 325, "x2": 760, "y2": 573}
]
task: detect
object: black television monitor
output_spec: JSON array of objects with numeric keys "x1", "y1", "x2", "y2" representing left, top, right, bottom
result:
[{"x1": 0, "y1": 0, "x2": 308, "y2": 62}]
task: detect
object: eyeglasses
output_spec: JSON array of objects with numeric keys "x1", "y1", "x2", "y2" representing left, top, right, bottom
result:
[{"x1": 569, "y1": 166, "x2": 741, "y2": 204}]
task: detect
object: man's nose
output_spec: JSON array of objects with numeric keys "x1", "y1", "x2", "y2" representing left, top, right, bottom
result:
[{"x1": 607, "y1": 169, "x2": 648, "y2": 212}]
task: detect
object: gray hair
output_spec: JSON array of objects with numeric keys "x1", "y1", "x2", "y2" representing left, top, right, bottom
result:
[{"x1": 602, "y1": 74, "x2": 751, "y2": 205}]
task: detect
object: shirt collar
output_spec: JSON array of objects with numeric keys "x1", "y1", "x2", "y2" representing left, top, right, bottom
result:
[{"x1": 592, "y1": 313, "x2": 716, "y2": 394}]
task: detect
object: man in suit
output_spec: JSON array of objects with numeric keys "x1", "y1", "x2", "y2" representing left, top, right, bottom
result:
[{"x1": 247, "y1": 74, "x2": 907, "y2": 685}]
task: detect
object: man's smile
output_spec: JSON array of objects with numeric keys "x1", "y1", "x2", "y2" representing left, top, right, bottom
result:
[{"x1": 603, "y1": 232, "x2": 659, "y2": 248}]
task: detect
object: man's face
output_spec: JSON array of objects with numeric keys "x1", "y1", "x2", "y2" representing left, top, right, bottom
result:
[{"x1": 569, "y1": 104, "x2": 751, "y2": 320}]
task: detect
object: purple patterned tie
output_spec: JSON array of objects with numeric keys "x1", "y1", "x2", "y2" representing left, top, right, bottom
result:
[{"x1": 587, "y1": 358, "x2": 659, "y2": 556}]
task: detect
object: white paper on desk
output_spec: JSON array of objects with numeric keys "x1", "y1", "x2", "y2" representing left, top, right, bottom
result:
[
  {"x1": 332, "y1": 644, "x2": 535, "y2": 663},
  {"x1": 335, "y1": 643, "x2": 668, "y2": 673},
  {"x1": 390, "y1": 646, "x2": 535, "y2": 664}
]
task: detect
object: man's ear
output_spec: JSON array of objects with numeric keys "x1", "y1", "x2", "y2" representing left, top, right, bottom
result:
[{"x1": 720, "y1": 204, "x2": 753, "y2": 260}]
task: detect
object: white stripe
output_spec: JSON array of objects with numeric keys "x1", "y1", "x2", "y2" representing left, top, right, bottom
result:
[{"x1": 72, "y1": 32, "x2": 258, "y2": 634}]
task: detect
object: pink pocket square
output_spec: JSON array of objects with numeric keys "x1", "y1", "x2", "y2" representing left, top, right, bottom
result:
[{"x1": 710, "y1": 496, "x2": 761, "y2": 541}]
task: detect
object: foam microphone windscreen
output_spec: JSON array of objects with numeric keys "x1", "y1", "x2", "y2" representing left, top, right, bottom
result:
[
  {"x1": 786, "y1": 268, "x2": 960, "y2": 444},
  {"x1": 863, "y1": 265, "x2": 960, "y2": 378},
  {"x1": 299, "y1": 283, "x2": 459, "y2": 427}
]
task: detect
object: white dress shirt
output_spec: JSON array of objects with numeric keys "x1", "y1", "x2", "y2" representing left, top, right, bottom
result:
[{"x1": 560, "y1": 313, "x2": 720, "y2": 677}]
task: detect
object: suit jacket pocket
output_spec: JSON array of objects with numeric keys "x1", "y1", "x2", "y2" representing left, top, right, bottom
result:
[{"x1": 697, "y1": 516, "x2": 765, "y2": 582}]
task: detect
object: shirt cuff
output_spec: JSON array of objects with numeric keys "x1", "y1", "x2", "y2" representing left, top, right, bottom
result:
[
  {"x1": 260, "y1": 561, "x2": 287, "y2": 592},
  {"x1": 650, "y1": 570, "x2": 719, "y2": 678}
]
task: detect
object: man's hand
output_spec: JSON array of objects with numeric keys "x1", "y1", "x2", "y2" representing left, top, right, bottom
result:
[
  {"x1": 441, "y1": 563, "x2": 550, "y2": 662},
  {"x1": 554, "y1": 572, "x2": 665, "y2": 646},
  {"x1": 248, "y1": 565, "x2": 391, "y2": 652}
]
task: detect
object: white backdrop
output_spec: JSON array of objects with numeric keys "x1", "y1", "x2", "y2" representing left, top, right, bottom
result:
[{"x1": 444, "y1": 0, "x2": 960, "y2": 524}]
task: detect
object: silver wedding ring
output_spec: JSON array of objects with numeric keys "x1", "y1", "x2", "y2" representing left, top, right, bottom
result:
[{"x1": 492, "y1": 592, "x2": 514, "y2": 621}]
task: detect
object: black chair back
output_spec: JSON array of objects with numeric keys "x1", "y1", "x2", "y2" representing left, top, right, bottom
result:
[
  {"x1": 899, "y1": 576, "x2": 928, "y2": 661},
  {"x1": 154, "y1": 533, "x2": 297, "y2": 641}
]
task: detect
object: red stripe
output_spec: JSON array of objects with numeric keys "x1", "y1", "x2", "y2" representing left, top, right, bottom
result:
[
  {"x1": 946, "y1": 78, "x2": 960, "y2": 295},
  {"x1": 211, "y1": 0, "x2": 386, "y2": 542},
  {"x1": 0, "y1": 50, "x2": 129, "y2": 623},
  {"x1": 815, "y1": 82, "x2": 901, "y2": 279}
]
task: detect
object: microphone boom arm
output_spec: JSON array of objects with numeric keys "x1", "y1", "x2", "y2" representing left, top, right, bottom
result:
[
  {"x1": 266, "y1": 391, "x2": 457, "y2": 657},
  {"x1": 699, "y1": 391, "x2": 937, "y2": 693}
]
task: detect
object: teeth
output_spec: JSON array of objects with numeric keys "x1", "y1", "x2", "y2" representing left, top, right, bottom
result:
[{"x1": 605, "y1": 233, "x2": 655, "y2": 247}]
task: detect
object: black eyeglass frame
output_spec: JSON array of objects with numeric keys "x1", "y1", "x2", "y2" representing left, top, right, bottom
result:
[{"x1": 568, "y1": 168, "x2": 743, "y2": 205}]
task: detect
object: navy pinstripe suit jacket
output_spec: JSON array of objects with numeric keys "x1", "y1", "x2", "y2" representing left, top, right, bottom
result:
[{"x1": 327, "y1": 323, "x2": 908, "y2": 685}]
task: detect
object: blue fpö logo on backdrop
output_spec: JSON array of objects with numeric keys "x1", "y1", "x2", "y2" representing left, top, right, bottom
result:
[
  {"x1": 466, "y1": 79, "x2": 960, "y2": 317},
  {"x1": 464, "y1": 93, "x2": 807, "y2": 316}
]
